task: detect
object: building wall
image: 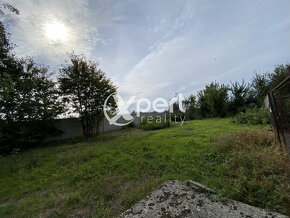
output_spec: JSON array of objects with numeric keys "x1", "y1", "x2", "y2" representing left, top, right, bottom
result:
[
  {"x1": 45, "y1": 112, "x2": 168, "y2": 142},
  {"x1": 45, "y1": 118, "x2": 83, "y2": 142}
]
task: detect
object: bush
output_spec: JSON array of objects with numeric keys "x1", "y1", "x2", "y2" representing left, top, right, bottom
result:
[
  {"x1": 233, "y1": 106, "x2": 269, "y2": 125},
  {"x1": 209, "y1": 130, "x2": 290, "y2": 214},
  {"x1": 0, "y1": 119, "x2": 61, "y2": 154},
  {"x1": 138, "y1": 117, "x2": 170, "y2": 130}
]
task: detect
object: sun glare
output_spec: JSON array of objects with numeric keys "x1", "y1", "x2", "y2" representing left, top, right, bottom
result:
[{"x1": 45, "y1": 21, "x2": 67, "y2": 42}]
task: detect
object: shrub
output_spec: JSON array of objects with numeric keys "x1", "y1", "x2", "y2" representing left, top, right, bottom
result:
[
  {"x1": 138, "y1": 117, "x2": 170, "y2": 130},
  {"x1": 210, "y1": 130, "x2": 290, "y2": 214},
  {"x1": 233, "y1": 106, "x2": 269, "y2": 125},
  {"x1": 0, "y1": 119, "x2": 62, "y2": 154}
]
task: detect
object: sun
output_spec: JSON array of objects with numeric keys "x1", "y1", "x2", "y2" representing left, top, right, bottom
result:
[{"x1": 45, "y1": 21, "x2": 67, "y2": 42}]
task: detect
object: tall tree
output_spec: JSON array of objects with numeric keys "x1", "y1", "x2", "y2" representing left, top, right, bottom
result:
[
  {"x1": 0, "y1": 3, "x2": 18, "y2": 97},
  {"x1": 251, "y1": 72, "x2": 270, "y2": 106},
  {"x1": 197, "y1": 90, "x2": 209, "y2": 118},
  {"x1": 59, "y1": 53, "x2": 117, "y2": 137},
  {"x1": 202, "y1": 82, "x2": 228, "y2": 117},
  {"x1": 268, "y1": 64, "x2": 290, "y2": 90},
  {"x1": 0, "y1": 5, "x2": 63, "y2": 153},
  {"x1": 0, "y1": 57, "x2": 64, "y2": 153},
  {"x1": 183, "y1": 94, "x2": 197, "y2": 120},
  {"x1": 251, "y1": 64, "x2": 289, "y2": 106},
  {"x1": 229, "y1": 80, "x2": 250, "y2": 114}
]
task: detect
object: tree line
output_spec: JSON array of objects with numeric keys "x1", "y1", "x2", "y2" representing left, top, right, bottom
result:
[{"x1": 182, "y1": 64, "x2": 289, "y2": 120}]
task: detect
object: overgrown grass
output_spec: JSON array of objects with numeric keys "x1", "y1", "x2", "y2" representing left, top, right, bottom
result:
[
  {"x1": 201, "y1": 129, "x2": 290, "y2": 214},
  {"x1": 0, "y1": 118, "x2": 288, "y2": 217}
]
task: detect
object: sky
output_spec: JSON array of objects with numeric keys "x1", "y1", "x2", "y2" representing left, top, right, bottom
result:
[{"x1": 2, "y1": 0, "x2": 290, "y2": 103}]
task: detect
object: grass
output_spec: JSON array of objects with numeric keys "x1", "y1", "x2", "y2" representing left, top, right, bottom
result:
[
  {"x1": 204, "y1": 129, "x2": 290, "y2": 214},
  {"x1": 0, "y1": 118, "x2": 288, "y2": 217}
]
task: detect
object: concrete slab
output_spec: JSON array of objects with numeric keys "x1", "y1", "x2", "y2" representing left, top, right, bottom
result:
[{"x1": 120, "y1": 180, "x2": 287, "y2": 218}]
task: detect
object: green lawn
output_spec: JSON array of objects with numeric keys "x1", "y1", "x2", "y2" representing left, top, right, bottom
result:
[{"x1": 0, "y1": 118, "x2": 284, "y2": 217}]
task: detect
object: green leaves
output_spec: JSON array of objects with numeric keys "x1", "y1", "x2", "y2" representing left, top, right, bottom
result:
[
  {"x1": 251, "y1": 64, "x2": 289, "y2": 106},
  {"x1": 0, "y1": 40, "x2": 64, "y2": 153},
  {"x1": 197, "y1": 82, "x2": 228, "y2": 118},
  {"x1": 59, "y1": 53, "x2": 117, "y2": 137}
]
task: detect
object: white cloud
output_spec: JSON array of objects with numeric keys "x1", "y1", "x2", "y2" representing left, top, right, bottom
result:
[
  {"x1": 2, "y1": 0, "x2": 289, "y2": 101},
  {"x1": 118, "y1": 0, "x2": 290, "y2": 100}
]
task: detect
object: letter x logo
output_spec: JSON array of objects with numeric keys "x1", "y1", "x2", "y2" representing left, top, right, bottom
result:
[{"x1": 104, "y1": 94, "x2": 136, "y2": 126}]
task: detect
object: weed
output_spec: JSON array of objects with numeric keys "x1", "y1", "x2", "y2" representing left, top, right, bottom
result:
[{"x1": 210, "y1": 129, "x2": 290, "y2": 214}]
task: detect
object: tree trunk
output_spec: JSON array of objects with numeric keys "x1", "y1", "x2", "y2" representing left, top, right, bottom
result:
[
  {"x1": 96, "y1": 112, "x2": 99, "y2": 136},
  {"x1": 81, "y1": 119, "x2": 87, "y2": 138}
]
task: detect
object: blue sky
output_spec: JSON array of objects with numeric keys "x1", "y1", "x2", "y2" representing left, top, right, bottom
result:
[{"x1": 2, "y1": 0, "x2": 290, "y2": 101}]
